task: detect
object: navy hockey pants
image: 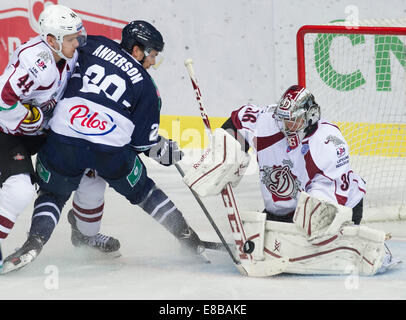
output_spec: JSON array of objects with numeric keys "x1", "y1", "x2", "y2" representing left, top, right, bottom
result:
[{"x1": 30, "y1": 134, "x2": 155, "y2": 242}]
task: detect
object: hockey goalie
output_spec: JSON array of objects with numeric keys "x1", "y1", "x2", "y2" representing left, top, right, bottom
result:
[{"x1": 183, "y1": 84, "x2": 400, "y2": 276}]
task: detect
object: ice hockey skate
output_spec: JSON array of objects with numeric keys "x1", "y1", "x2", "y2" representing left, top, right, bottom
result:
[
  {"x1": 2, "y1": 234, "x2": 44, "y2": 274},
  {"x1": 377, "y1": 244, "x2": 402, "y2": 274},
  {"x1": 177, "y1": 226, "x2": 210, "y2": 263},
  {"x1": 68, "y1": 210, "x2": 121, "y2": 257}
]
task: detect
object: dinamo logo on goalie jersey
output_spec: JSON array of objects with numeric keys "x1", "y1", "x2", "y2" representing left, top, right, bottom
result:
[{"x1": 260, "y1": 160, "x2": 301, "y2": 202}]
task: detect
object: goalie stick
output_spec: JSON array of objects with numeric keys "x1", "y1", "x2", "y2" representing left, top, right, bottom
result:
[
  {"x1": 184, "y1": 59, "x2": 287, "y2": 276},
  {"x1": 202, "y1": 240, "x2": 232, "y2": 251},
  {"x1": 175, "y1": 163, "x2": 240, "y2": 264}
]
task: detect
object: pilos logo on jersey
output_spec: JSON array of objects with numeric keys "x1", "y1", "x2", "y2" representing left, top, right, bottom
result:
[
  {"x1": 260, "y1": 159, "x2": 301, "y2": 202},
  {"x1": 69, "y1": 105, "x2": 117, "y2": 136},
  {"x1": 0, "y1": 0, "x2": 127, "y2": 73}
]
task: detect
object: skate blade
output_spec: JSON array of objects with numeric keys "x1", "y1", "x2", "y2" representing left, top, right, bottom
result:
[
  {"x1": 182, "y1": 245, "x2": 211, "y2": 264},
  {"x1": 1, "y1": 253, "x2": 37, "y2": 274},
  {"x1": 105, "y1": 250, "x2": 122, "y2": 259},
  {"x1": 199, "y1": 247, "x2": 211, "y2": 264},
  {"x1": 377, "y1": 257, "x2": 402, "y2": 274},
  {"x1": 73, "y1": 246, "x2": 122, "y2": 260}
]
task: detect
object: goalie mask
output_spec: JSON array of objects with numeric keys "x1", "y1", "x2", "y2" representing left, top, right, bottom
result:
[
  {"x1": 274, "y1": 85, "x2": 321, "y2": 149},
  {"x1": 38, "y1": 4, "x2": 87, "y2": 61}
]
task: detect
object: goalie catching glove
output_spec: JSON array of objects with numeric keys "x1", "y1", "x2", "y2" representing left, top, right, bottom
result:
[
  {"x1": 183, "y1": 128, "x2": 250, "y2": 197},
  {"x1": 18, "y1": 104, "x2": 44, "y2": 134}
]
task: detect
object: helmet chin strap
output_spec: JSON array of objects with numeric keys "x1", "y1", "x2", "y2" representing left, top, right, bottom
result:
[
  {"x1": 53, "y1": 44, "x2": 71, "y2": 61},
  {"x1": 47, "y1": 38, "x2": 72, "y2": 61},
  {"x1": 139, "y1": 49, "x2": 151, "y2": 66}
]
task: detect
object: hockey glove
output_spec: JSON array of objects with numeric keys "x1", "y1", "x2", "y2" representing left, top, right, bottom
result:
[
  {"x1": 183, "y1": 128, "x2": 250, "y2": 197},
  {"x1": 39, "y1": 99, "x2": 57, "y2": 118},
  {"x1": 18, "y1": 104, "x2": 44, "y2": 134},
  {"x1": 146, "y1": 135, "x2": 184, "y2": 166}
]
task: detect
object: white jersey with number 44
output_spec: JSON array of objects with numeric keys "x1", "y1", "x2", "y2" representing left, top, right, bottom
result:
[
  {"x1": 0, "y1": 35, "x2": 77, "y2": 134},
  {"x1": 231, "y1": 104, "x2": 366, "y2": 217}
]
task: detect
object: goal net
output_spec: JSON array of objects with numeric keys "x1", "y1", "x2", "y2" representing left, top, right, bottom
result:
[{"x1": 297, "y1": 20, "x2": 406, "y2": 221}]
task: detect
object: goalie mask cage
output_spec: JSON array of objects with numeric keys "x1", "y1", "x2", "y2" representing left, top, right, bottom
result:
[{"x1": 296, "y1": 21, "x2": 406, "y2": 221}]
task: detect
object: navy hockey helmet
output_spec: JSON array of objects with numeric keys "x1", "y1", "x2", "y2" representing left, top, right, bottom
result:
[{"x1": 121, "y1": 20, "x2": 164, "y2": 54}]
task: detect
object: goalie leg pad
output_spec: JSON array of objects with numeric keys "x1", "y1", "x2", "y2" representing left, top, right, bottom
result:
[
  {"x1": 263, "y1": 221, "x2": 387, "y2": 275},
  {"x1": 240, "y1": 211, "x2": 266, "y2": 260},
  {"x1": 225, "y1": 211, "x2": 288, "y2": 277}
]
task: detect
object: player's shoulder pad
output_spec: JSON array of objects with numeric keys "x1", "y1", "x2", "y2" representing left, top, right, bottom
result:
[
  {"x1": 235, "y1": 103, "x2": 269, "y2": 116},
  {"x1": 85, "y1": 35, "x2": 146, "y2": 86},
  {"x1": 87, "y1": 35, "x2": 114, "y2": 46},
  {"x1": 84, "y1": 35, "x2": 124, "y2": 55},
  {"x1": 307, "y1": 120, "x2": 349, "y2": 170},
  {"x1": 19, "y1": 42, "x2": 55, "y2": 84},
  {"x1": 308, "y1": 120, "x2": 346, "y2": 147},
  {"x1": 231, "y1": 104, "x2": 273, "y2": 129},
  {"x1": 263, "y1": 104, "x2": 278, "y2": 113}
]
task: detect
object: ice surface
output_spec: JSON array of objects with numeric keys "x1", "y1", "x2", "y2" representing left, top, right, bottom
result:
[{"x1": 1, "y1": 156, "x2": 406, "y2": 300}]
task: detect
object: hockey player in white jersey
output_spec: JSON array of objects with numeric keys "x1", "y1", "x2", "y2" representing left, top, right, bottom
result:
[
  {"x1": 0, "y1": 4, "x2": 118, "y2": 272},
  {"x1": 227, "y1": 84, "x2": 365, "y2": 224},
  {"x1": 184, "y1": 84, "x2": 399, "y2": 276}
]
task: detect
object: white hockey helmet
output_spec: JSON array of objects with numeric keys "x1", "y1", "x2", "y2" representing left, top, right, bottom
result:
[
  {"x1": 274, "y1": 85, "x2": 321, "y2": 149},
  {"x1": 38, "y1": 4, "x2": 87, "y2": 60}
]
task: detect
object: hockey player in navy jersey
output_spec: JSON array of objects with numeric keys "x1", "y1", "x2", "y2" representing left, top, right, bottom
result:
[{"x1": 2, "y1": 20, "x2": 205, "y2": 273}]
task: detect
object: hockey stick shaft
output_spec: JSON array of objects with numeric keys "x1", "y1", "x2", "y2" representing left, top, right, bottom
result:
[
  {"x1": 175, "y1": 163, "x2": 240, "y2": 264},
  {"x1": 184, "y1": 59, "x2": 252, "y2": 268},
  {"x1": 184, "y1": 59, "x2": 212, "y2": 136}
]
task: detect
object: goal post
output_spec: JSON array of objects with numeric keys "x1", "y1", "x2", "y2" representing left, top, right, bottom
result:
[{"x1": 296, "y1": 22, "x2": 406, "y2": 221}]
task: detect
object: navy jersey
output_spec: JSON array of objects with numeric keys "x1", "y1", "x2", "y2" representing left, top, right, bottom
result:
[{"x1": 49, "y1": 35, "x2": 161, "y2": 151}]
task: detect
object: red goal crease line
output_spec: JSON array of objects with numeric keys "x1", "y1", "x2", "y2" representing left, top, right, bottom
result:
[{"x1": 296, "y1": 24, "x2": 406, "y2": 87}]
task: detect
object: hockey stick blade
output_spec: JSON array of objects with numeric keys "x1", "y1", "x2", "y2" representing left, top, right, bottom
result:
[
  {"x1": 201, "y1": 240, "x2": 233, "y2": 251},
  {"x1": 239, "y1": 258, "x2": 289, "y2": 277},
  {"x1": 200, "y1": 240, "x2": 287, "y2": 277}
]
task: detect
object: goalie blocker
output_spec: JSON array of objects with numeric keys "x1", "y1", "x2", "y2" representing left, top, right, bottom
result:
[
  {"x1": 183, "y1": 129, "x2": 399, "y2": 276},
  {"x1": 183, "y1": 128, "x2": 251, "y2": 197}
]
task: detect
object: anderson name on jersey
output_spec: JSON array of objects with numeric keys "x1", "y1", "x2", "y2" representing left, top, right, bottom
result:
[
  {"x1": 231, "y1": 104, "x2": 366, "y2": 216},
  {"x1": 49, "y1": 35, "x2": 161, "y2": 151},
  {"x1": 0, "y1": 35, "x2": 76, "y2": 135}
]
